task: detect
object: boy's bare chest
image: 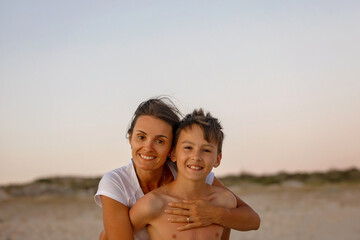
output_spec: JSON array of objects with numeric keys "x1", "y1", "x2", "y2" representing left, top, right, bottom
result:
[
  {"x1": 148, "y1": 216, "x2": 223, "y2": 240},
  {"x1": 147, "y1": 194, "x2": 223, "y2": 240}
]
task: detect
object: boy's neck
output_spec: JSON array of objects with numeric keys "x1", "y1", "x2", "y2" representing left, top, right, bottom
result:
[{"x1": 171, "y1": 175, "x2": 209, "y2": 200}]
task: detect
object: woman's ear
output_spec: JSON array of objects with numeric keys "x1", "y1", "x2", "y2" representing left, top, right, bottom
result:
[{"x1": 213, "y1": 153, "x2": 222, "y2": 168}]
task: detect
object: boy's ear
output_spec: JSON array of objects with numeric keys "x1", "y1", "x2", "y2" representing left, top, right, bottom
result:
[
  {"x1": 213, "y1": 153, "x2": 222, "y2": 168},
  {"x1": 170, "y1": 149, "x2": 176, "y2": 163}
]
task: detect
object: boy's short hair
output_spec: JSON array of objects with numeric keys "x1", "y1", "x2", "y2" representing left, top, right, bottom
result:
[{"x1": 174, "y1": 109, "x2": 224, "y2": 154}]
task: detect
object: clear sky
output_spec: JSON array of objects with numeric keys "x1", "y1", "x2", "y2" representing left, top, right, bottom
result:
[{"x1": 1, "y1": 0, "x2": 359, "y2": 185}]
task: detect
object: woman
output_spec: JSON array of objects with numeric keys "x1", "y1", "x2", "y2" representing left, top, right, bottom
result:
[{"x1": 94, "y1": 97, "x2": 260, "y2": 240}]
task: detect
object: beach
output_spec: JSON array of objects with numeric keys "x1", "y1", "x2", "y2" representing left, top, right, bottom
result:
[{"x1": 1, "y1": 183, "x2": 359, "y2": 240}]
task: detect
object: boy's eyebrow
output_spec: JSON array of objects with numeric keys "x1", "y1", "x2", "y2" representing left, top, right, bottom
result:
[
  {"x1": 181, "y1": 140, "x2": 215, "y2": 148},
  {"x1": 136, "y1": 130, "x2": 169, "y2": 139}
]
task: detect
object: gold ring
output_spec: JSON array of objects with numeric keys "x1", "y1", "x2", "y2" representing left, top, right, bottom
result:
[{"x1": 186, "y1": 217, "x2": 190, "y2": 223}]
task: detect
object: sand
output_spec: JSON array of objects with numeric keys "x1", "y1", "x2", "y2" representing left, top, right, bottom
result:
[
  {"x1": 0, "y1": 196, "x2": 103, "y2": 240},
  {"x1": 229, "y1": 183, "x2": 360, "y2": 240},
  {"x1": 1, "y1": 183, "x2": 359, "y2": 240}
]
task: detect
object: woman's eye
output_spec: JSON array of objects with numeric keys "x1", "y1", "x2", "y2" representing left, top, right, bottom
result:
[
  {"x1": 137, "y1": 135, "x2": 145, "y2": 140},
  {"x1": 156, "y1": 139, "x2": 164, "y2": 144}
]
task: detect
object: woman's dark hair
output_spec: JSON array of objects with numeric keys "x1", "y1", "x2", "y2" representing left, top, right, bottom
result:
[{"x1": 127, "y1": 97, "x2": 182, "y2": 142}]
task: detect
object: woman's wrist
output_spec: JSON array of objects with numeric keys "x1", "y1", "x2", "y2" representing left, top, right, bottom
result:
[{"x1": 213, "y1": 205, "x2": 230, "y2": 226}]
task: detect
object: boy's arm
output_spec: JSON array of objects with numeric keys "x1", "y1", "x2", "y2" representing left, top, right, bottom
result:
[
  {"x1": 129, "y1": 192, "x2": 164, "y2": 233},
  {"x1": 216, "y1": 188, "x2": 236, "y2": 240},
  {"x1": 129, "y1": 200, "x2": 149, "y2": 233},
  {"x1": 166, "y1": 177, "x2": 260, "y2": 231},
  {"x1": 221, "y1": 228, "x2": 231, "y2": 240}
]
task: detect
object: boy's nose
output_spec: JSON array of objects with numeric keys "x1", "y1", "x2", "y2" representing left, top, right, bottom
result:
[{"x1": 192, "y1": 150, "x2": 202, "y2": 161}]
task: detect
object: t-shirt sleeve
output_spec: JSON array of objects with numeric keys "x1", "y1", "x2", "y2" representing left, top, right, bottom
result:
[
  {"x1": 94, "y1": 170, "x2": 128, "y2": 207},
  {"x1": 206, "y1": 172, "x2": 215, "y2": 185}
]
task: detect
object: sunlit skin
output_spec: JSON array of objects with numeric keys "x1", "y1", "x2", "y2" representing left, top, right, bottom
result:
[
  {"x1": 100, "y1": 117, "x2": 260, "y2": 240},
  {"x1": 128, "y1": 115, "x2": 174, "y2": 193},
  {"x1": 100, "y1": 115, "x2": 176, "y2": 240},
  {"x1": 172, "y1": 124, "x2": 221, "y2": 185},
  {"x1": 129, "y1": 124, "x2": 237, "y2": 240}
]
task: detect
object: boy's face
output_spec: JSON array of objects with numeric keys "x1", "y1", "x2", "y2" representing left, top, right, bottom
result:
[{"x1": 171, "y1": 124, "x2": 221, "y2": 181}]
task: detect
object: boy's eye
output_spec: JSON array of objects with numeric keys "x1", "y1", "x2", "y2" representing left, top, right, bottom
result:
[
  {"x1": 203, "y1": 149, "x2": 211, "y2": 153},
  {"x1": 184, "y1": 146, "x2": 192, "y2": 150}
]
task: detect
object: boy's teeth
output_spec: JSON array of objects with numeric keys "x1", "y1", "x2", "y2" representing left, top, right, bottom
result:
[
  {"x1": 189, "y1": 165, "x2": 202, "y2": 170},
  {"x1": 140, "y1": 154, "x2": 155, "y2": 160}
]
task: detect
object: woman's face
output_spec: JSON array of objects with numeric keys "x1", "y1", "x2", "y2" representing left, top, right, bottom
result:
[{"x1": 129, "y1": 115, "x2": 173, "y2": 171}]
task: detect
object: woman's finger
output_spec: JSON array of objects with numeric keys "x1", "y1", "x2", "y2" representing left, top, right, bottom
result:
[
  {"x1": 164, "y1": 208, "x2": 190, "y2": 216},
  {"x1": 176, "y1": 222, "x2": 202, "y2": 231},
  {"x1": 168, "y1": 201, "x2": 192, "y2": 209},
  {"x1": 167, "y1": 216, "x2": 191, "y2": 223}
]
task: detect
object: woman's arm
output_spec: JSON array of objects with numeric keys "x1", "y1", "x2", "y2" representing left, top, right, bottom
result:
[
  {"x1": 101, "y1": 195, "x2": 134, "y2": 240},
  {"x1": 221, "y1": 228, "x2": 231, "y2": 240},
  {"x1": 211, "y1": 177, "x2": 260, "y2": 230},
  {"x1": 166, "y1": 177, "x2": 260, "y2": 231}
]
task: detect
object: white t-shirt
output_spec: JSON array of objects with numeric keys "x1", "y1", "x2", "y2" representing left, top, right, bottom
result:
[{"x1": 94, "y1": 159, "x2": 215, "y2": 240}]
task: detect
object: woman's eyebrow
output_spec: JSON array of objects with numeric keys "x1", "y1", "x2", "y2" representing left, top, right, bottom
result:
[
  {"x1": 136, "y1": 130, "x2": 147, "y2": 135},
  {"x1": 156, "y1": 135, "x2": 169, "y2": 139},
  {"x1": 136, "y1": 130, "x2": 169, "y2": 139}
]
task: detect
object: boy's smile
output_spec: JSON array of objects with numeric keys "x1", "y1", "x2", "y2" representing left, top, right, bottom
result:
[{"x1": 187, "y1": 165, "x2": 203, "y2": 171}]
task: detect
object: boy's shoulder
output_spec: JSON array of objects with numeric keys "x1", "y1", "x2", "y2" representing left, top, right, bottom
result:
[
  {"x1": 134, "y1": 188, "x2": 169, "y2": 218},
  {"x1": 130, "y1": 185, "x2": 174, "y2": 233},
  {"x1": 206, "y1": 185, "x2": 237, "y2": 209}
]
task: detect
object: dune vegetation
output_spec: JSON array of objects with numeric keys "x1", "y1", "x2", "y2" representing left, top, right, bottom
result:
[{"x1": 1, "y1": 168, "x2": 359, "y2": 199}]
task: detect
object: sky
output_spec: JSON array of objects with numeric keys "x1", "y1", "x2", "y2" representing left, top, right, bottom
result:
[{"x1": 1, "y1": 0, "x2": 359, "y2": 185}]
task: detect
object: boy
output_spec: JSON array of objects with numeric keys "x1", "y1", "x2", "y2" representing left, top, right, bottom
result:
[{"x1": 129, "y1": 109, "x2": 237, "y2": 240}]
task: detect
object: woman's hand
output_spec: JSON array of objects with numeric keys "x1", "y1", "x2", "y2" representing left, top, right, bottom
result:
[
  {"x1": 165, "y1": 199, "x2": 221, "y2": 231},
  {"x1": 165, "y1": 177, "x2": 261, "y2": 232}
]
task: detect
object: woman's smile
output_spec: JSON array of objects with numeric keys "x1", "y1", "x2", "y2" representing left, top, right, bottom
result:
[{"x1": 139, "y1": 154, "x2": 156, "y2": 160}]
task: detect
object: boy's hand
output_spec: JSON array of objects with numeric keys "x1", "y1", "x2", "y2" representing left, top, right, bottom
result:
[{"x1": 165, "y1": 199, "x2": 221, "y2": 231}]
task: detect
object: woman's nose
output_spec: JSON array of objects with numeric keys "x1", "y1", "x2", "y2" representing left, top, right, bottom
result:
[{"x1": 143, "y1": 139, "x2": 153, "y2": 150}]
